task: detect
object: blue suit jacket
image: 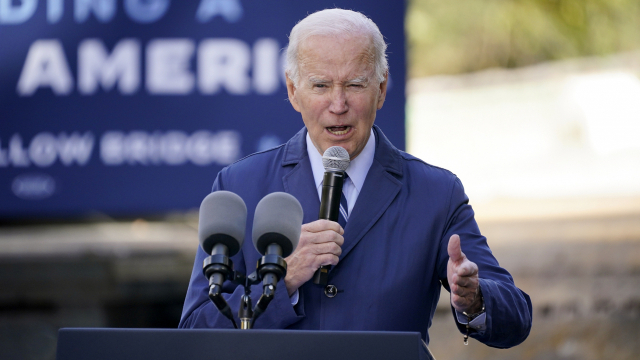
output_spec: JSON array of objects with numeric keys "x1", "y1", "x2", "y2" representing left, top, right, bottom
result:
[{"x1": 179, "y1": 126, "x2": 532, "y2": 348}]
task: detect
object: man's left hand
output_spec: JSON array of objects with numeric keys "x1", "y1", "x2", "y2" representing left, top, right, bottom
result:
[{"x1": 447, "y1": 234, "x2": 483, "y2": 314}]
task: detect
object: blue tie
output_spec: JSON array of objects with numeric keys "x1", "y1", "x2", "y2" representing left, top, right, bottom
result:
[{"x1": 338, "y1": 174, "x2": 349, "y2": 228}]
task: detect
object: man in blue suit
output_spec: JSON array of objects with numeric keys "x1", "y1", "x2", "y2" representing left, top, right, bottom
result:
[{"x1": 180, "y1": 8, "x2": 532, "y2": 348}]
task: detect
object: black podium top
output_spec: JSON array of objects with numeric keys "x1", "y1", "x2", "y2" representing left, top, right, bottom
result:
[{"x1": 57, "y1": 328, "x2": 434, "y2": 360}]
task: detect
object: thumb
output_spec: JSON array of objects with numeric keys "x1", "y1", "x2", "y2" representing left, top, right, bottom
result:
[{"x1": 447, "y1": 234, "x2": 464, "y2": 263}]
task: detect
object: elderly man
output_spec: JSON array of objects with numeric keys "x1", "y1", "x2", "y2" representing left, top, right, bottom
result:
[{"x1": 180, "y1": 9, "x2": 532, "y2": 348}]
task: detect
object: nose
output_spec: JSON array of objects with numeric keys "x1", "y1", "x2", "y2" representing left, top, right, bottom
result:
[{"x1": 328, "y1": 87, "x2": 348, "y2": 115}]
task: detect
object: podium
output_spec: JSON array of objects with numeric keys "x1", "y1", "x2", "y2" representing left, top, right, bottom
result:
[{"x1": 57, "y1": 328, "x2": 435, "y2": 360}]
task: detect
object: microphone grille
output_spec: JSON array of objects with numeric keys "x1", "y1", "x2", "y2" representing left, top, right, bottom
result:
[
  {"x1": 252, "y1": 192, "x2": 303, "y2": 257},
  {"x1": 322, "y1": 146, "x2": 350, "y2": 171},
  {"x1": 198, "y1": 191, "x2": 247, "y2": 256}
]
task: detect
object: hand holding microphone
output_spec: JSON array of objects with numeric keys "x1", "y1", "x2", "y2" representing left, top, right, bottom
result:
[
  {"x1": 313, "y1": 146, "x2": 350, "y2": 285},
  {"x1": 282, "y1": 146, "x2": 350, "y2": 294}
]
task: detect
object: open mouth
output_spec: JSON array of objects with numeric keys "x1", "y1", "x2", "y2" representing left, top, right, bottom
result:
[{"x1": 327, "y1": 126, "x2": 351, "y2": 135}]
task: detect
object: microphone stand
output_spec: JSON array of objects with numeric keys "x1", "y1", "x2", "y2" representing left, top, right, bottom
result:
[{"x1": 202, "y1": 251, "x2": 287, "y2": 329}]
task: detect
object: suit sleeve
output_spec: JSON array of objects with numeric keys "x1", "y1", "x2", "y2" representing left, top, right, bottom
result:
[
  {"x1": 178, "y1": 171, "x2": 304, "y2": 329},
  {"x1": 437, "y1": 176, "x2": 532, "y2": 348}
]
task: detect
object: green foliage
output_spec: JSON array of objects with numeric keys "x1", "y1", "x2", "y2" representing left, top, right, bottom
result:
[{"x1": 406, "y1": 0, "x2": 640, "y2": 77}]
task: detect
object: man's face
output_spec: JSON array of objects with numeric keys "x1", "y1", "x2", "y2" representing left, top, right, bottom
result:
[{"x1": 286, "y1": 34, "x2": 387, "y2": 160}]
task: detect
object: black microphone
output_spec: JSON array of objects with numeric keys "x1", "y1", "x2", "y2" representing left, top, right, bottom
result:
[
  {"x1": 251, "y1": 192, "x2": 303, "y2": 323},
  {"x1": 198, "y1": 190, "x2": 247, "y2": 328},
  {"x1": 313, "y1": 146, "x2": 350, "y2": 285}
]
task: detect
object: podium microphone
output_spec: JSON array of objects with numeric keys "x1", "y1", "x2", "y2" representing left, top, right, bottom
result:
[
  {"x1": 198, "y1": 191, "x2": 247, "y2": 329},
  {"x1": 313, "y1": 146, "x2": 350, "y2": 285},
  {"x1": 251, "y1": 192, "x2": 303, "y2": 324}
]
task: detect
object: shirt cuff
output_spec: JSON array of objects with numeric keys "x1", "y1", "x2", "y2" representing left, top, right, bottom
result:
[
  {"x1": 455, "y1": 310, "x2": 486, "y2": 331},
  {"x1": 290, "y1": 289, "x2": 299, "y2": 305}
]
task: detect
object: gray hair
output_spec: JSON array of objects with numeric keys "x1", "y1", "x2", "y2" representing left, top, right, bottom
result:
[{"x1": 285, "y1": 9, "x2": 388, "y2": 87}]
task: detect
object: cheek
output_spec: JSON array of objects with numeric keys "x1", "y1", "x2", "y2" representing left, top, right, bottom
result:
[{"x1": 300, "y1": 97, "x2": 326, "y2": 116}]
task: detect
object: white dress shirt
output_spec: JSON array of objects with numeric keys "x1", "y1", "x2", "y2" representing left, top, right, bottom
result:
[{"x1": 306, "y1": 128, "x2": 376, "y2": 214}]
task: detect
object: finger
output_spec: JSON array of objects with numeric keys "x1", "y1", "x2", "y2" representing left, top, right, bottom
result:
[
  {"x1": 302, "y1": 219, "x2": 344, "y2": 235},
  {"x1": 312, "y1": 241, "x2": 343, "y2": 257},
  {"x1": 447, "y1": 234, "x2": 464, "y2": 263},
  {"x1": 453, "y1": 275, "x2": 478, "y2": 289},
  {"x1": 301, "y1": 229, "x2": 344, "y2": 247},
  {"x1": 315, "y1": 253, "x2": 340, "y2": 268},
  {"x1": 456, "y1": 261, "x2": 478, "y2": 277},
  {"x1": 451, "y1": 283, "x2": 476, "y2": 298},
  {"x1": 451, "y1": 294, "x2": 473, "y2": 310}
]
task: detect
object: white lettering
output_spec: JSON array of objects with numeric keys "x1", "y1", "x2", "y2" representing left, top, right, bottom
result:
[
  {"x1": 210, "y1": 130, "x2": 240, "y2": 165},
  {"x1": 147, "y1": 39, "x2": 195, "y2": 94},
  {"x1": 17, "y1": 40, "x2": 74, "y2": 96},
  {"x1": 124, "y1": 0, "x2": 170, "y2": 23},
  {"x1": 78, "y1": 39, "x2": 140, "y2": 94},
  {"x1": 160, "y1": 131, "x2": 188, "y2": 165},
  {"x1": 0, "y1": 0, "x2": 37, "y2": 24},
  {"x1": 48, "y1": 0, "x2": 63, "y2": 23},
  {"x1": 100, "y1": 131, "x2": 124, "y2": 165},
  {"x1": 196, "y1": 0, "x2": 242, "y2": 23},
  {"x1": 75, "y1": 0, "x2": 116, "y2": 23},
  {"x1": 9, "y1": 135, "x2": 31, "y2": 167},
  {"x1": 100, "y1": 130, "x2": 241, "y2": 166},
  {"x1": 15, "y1": 37, "x2": 285, "y2": 96},
  {"x1": 253, "y1": 38, "x2": 280, "y2": 95},
  {"x1": 57, "y1": 132, "x2": 95, "y2": 165},
  {"x1": 12, "y1": 174, "x2": 56, "y2": 200},
  {"x1": 29, "y1": 132, "x2": 58, "y2": 167},
  {"x1": 198, "y1": 39, "x2": 250, "y2": 95},
  {"x1": 185, "y1": 130, "x2": 211, "y2": 166},
  {"x1": 123, "y1": 131, "x2": 150, "y2": 164},
  {"x1": 1, "y1": 132, "x2": 95, "y2": 167}
]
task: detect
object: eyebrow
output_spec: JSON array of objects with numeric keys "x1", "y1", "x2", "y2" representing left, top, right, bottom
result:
[
  {"x1": 308, "y1": 76, "x2": 370, "y2": 85},
  {"x1": 348, "y1": 76, "x2": 369, "y2": 85},
  {"x1": 309, "y1": 77, "x2": 330, "y2": 84}
]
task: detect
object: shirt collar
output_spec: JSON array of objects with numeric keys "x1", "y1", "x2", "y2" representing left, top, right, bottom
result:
[{"x1": 306, "y1": 128, "x2": 376, "y2": 194}]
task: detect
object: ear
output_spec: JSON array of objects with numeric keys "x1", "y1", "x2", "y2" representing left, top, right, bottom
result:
[
  {"x1": 376, "y1": 72, "x2": 388, "y2": 110},
  {"x1": 286, "y1": 74, "x2": 301, "y2": 113}
]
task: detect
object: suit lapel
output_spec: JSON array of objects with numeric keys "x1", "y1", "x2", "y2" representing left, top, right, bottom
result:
[
  {"x1": 339, "y1": 160, "x2": 401, "y2": 261},
  {"x1": 281, "y1": 128, "x2": 320, "y2": 224},
  {"x1": 339, "y1": 126, "x2": 403, "y2": 261}
]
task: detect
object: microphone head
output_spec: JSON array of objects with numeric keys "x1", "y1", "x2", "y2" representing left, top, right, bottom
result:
[
  {"x1": 252, "y1": 192, "x2": 303, "y2": 257},
  {"x1": 322, "y1": 146, "x2": 350, "y2": 171},
  {"x1": 198, "y1": 191, "x2": 247, "y2": 256}
]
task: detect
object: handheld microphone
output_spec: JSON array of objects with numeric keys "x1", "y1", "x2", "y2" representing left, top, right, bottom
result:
[
  {"x1": 313, "y1": 146, "x2": 350, "y2": 285},
  {"x1": 198, "y1": 190, "x2": 247, "y2": 328},
  {"x1": 251, "y1": 192, "x2": 303, "y2": 322}
]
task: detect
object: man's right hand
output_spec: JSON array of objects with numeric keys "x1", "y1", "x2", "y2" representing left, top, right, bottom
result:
[{"x1": 284, "y1": 219, "x2": 344, "y2": 296}]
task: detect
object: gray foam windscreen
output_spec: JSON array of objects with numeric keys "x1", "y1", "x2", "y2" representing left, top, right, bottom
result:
[
  {"x1": 322, "y1": 146, "x2": 350, "y2": 171},
  {"x1": 252, "y1": 192, "x2": 303, "y2": 257},
  {"x1": 198, "y1": 191, "x2": 247, "y2": 256}
]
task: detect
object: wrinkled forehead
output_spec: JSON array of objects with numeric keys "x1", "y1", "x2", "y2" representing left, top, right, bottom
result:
[{"x1": 297, "y1": 34, "x2": 376, "y2": 71}]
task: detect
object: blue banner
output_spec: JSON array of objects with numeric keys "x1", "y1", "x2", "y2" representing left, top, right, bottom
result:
[{"x1": 0, "y1": 0, "x2": 406, "y2": 219}]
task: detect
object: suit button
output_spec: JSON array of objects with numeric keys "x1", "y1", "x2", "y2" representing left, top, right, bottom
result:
[{"x1": 324, "y1": 284, "x2": 338, "y2": 298}]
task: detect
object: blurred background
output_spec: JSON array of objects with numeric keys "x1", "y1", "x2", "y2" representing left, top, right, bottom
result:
[{"x1": 1, "y1": 1, "x2": 639, "y2": 359}]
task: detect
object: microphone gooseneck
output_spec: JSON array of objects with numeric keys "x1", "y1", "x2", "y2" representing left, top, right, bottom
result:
[{"x1": 313, "y1": 146, "x2": 350, "y2": 285}]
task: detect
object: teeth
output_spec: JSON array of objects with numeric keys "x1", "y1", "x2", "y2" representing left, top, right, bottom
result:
[{"x1": 328, "y1": 127, "x2": 349, "y2": 135}]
